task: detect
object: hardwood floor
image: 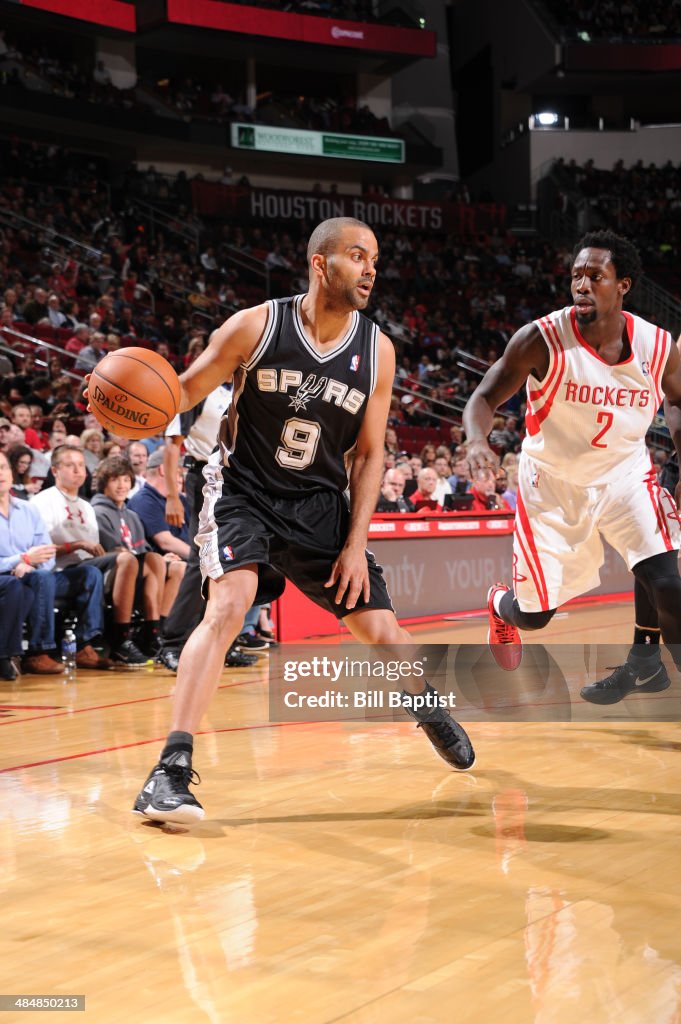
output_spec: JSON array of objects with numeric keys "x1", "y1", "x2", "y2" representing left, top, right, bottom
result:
[{"x1": 1, "y1": 598, "x2": 679, "y2": 1023}]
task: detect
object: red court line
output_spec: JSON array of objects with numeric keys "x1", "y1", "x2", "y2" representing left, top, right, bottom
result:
[
  {"x1": 0, "y1": 719, "x2": 318, "y2": 774},
  {"x1": 0, "y1": 677, "x2": 259, "y2": 728}
]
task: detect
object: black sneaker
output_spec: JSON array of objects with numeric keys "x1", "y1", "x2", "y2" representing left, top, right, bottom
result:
[
  {"x1": 415, "y1": 711, "x2": 476, "y2": 771},
  {"x1": 236, "y1": 631, "x2": 270, "y2": 653},
  {"x1": 133, "y1": 751, "x2": 205, "y2": 825},
  {"x1": 110, "y1": 638, "x2": 148, "y2": 667},
  {"x1": 580, "y1": 659, "x2": 670, "y2": 705},
  {"x1": 225, "y1": 647, "x2": 258, "y2": 668}
]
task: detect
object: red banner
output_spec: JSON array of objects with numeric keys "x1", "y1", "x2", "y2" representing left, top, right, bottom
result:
[
  {"x1": 191, "y1": 182, "x2": 507, "y2": 236},
  {"x1": 20, "y1": 0, "x2": 135, "y2": 30},
  {"x1": 565, "y1": 42, "x2": 681, "y2": 72},
  {"x1": 166, "y1": 0, "x2": 435, "y2": 57}
]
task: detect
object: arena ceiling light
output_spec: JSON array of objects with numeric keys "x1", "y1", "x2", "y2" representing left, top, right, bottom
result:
[{"x1": 535, "y1": 111, "x2": 560, "y2": 126}]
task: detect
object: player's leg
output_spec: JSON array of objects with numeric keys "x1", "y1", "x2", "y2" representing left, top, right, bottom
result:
[
  {"x1": 133, "y1": 566, "x2": 258, "y2": 824},
  {"x1": 344, "y1": 606, "x2": 475, "y2": 771},
  {"x1": 588, "y1": 465, "x2": 681, "y2": 703},
  {"x1": 581, "y1": 576, "x2": 668, "y2": 704},
  {"x1": 487, "y1": 460, "x2": 600, "y2": 670}
]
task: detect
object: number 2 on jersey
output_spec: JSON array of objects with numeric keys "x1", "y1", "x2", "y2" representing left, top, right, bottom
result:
[
  {"x1": 590, "y1": 410, "x2": 614, "y2": 449},
  {"x1": 276, "y1": 417, "x2": 321, "y2": 470}
]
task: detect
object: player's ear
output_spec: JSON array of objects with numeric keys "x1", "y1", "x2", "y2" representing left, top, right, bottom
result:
[
  {"x1": 619, "y1": 276, "x2": 632, "y2": 296},
  {"x1": 310, "y1": 253, "x2": 326, "y2": 279}
]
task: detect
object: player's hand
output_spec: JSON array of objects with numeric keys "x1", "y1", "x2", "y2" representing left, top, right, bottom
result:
[
  {"x1": 83, "y1": 373, "x2": 92, "y2": 411},
  {"x1": 324, "y1": 542, "x2": 370, "y2": 610},
  {"x1": 25, "y1": 544, "x2": 57, "y2": 565},
  {"x1": 165, "y1": 495, "x2": 185, "y2": 527},
  {"x1": 465, "y1": 439, "x2": 499, "y2": 474}
]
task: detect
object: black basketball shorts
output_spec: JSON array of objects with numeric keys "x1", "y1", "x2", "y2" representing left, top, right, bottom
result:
[{"x1": 195, "y1": 471, "x2": 394, "y2": 619}]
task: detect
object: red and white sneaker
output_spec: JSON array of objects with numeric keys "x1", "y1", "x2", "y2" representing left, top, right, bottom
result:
[{"x1": 487, "y1": 583, "x2": 522, "y2": 671}]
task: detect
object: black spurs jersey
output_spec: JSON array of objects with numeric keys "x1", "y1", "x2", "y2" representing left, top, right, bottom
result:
[{"x1": 216, "y1": 295, "x2": 381, "y2": 497}]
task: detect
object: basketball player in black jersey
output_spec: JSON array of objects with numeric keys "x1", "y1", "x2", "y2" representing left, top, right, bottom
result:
[{"x1": 132, "y1": 217, "x2": 474, "y2": 824}]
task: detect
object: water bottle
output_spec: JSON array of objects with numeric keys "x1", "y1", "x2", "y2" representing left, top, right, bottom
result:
[{"x1": 61, "y1": 629, "x2": 77, "y2": 678}]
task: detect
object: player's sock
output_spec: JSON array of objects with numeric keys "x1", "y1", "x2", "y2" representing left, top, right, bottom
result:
[
  {"x1": 113, "y1": 621, "x2": 133, "y2": 644},
  {"x1": 628, "y1": 624, "x2": 661, "y2": 663},
  {"x1": 401, "y1": 681, "x2": 438, "y2": 720},
  {"x1": 161, "y1": 730, "x2": 194, "y2": 763}
]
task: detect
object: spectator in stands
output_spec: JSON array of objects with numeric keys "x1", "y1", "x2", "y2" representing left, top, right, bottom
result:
[
  {"x1": 91, "y1": 456, "x2": 177, "y2": 660},
  {"x1": 448, "y1": 455, "x2": 473, "y2": 493},
  {"x1": 128, "y1": 449, "x2": 191, "y2": 559},
  {"x1": 65, "y1": 324, "x2": 90, "y2": 356},
  {"x1": 21, "y1": 288, "x2": 48, "y2": 326},
  {"x1": 24, "y1": 377, "x2": 53, "y2": 417},
  {"x1": 410, "y1": 467, "x2": 442, "y2": 511},
  {"x1": 10, "y1": 403, "x2": 43, "y2": 450},
  {"x1": 0, "y1": 451, "x2": 40, "y2": 678},
  {"x1": 31, "y1": 445, "x2": 147, "y2": 666},
  {"x1": 127, "y1": 441, "x2": 148, "y2": 498},
  {"x1": 1, "y1": 448, "x2": 106, "y2": 674},
  {"x1": 433, "y1": 455, "x2": 453, "y2": 505},
  {"x1": 376, "y1": 468, "x2": 415, "y2": 513},
  {"x1": 80, "y1": 428, "x2": 105, "y2": 472},
  {"x1": 498, "y1": 415, "x2": 521, "y2": 453},
  {"x1": 7, "y1": 444, "x2": 33, "y2": 500},
  {"x1": 468, "y1": 467, "x2": 512, "y2": 513},
  {"x1": 419, "y1": 443, "x2": 438, "y2": 467},
  {"x1": 497, "y1": 465, "x2": 518, "y2": 511},
  {"x1": 46, "y1": 293, "x2": 71, "y2": 328},
  {"x1": 74, "y1": 331, "x2": 106, "y2": 373}
]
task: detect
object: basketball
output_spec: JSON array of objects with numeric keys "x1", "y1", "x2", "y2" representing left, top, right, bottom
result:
[{"x1": 87, "y1": 347, "x2": 181, "y2": 438}]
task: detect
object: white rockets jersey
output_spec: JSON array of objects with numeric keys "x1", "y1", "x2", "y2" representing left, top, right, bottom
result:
[{"x1": 522, "y1": 306, "x2": 671, "y2": 486}]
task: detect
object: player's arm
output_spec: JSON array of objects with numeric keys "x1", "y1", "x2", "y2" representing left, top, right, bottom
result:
[
  {"x1": 462, "y1": 322, "x2": 548, "y2": 472},
  {"x1": 662, "y1": 334, "x2": 681, "y2": 505},
  {"x1": 163, "y1": 435, "x2": 185, "y2": 527},
  {"x1": 325, "y1": 333, "x2": 395, "y2": 610},
  {"x1": 178, "y1": 304, "x2": 269, "y2": 412}
]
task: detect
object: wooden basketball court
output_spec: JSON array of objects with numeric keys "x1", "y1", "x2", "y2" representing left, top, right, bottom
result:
[{"x1": 2, "y1": 598, "x2": 680, "y2": 1023}]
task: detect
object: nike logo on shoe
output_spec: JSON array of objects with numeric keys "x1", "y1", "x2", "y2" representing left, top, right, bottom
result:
[{"x1": 633, "y1": 671, "x2": 661, "y2": 687}]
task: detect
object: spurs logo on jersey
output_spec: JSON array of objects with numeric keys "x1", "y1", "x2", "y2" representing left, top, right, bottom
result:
[
  {"x1": 216, "y1": 295, "x2": 380, "y2": 497},
  {"x1": 256, "y1": 368, "x2": 366, "y2": 415},
  {"x1": 522, "y1": 306, "x2": 671, "y2": 487}
]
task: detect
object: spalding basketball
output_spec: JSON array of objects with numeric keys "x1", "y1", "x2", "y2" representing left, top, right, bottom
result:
[{"x1": 88, "y1": 348, "x2": 181, "y2": 438}]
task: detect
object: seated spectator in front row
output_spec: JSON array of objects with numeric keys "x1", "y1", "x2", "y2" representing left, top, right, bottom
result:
[
  {"x1": 376, "y1": 469, "x2": 415, "y2": 513},
  {"x1": 91, "y1": 456, "x2": 180, "y2": 659},
  {"x1": 468, "y1": 467, "x2": 512, "y2": 513},
  {"x1": 0, "y1": 451, "x2": 106, "y2": 676},
  {"x1": 31, "y1": 445, "x2": 147, "y2": 666},
  {"x1": 410, "y1": 467, "x2": 442, "y2": 511},
  {"x1": 128, "y1": 449, "x2": 191, "y2": 559}
]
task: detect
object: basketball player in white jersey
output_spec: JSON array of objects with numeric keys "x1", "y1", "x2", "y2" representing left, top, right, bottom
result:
[
  {"x1": 463, "y1": 230, "x2": 681, "y2": 682},
  {"x1": 125, "y1": 218, "x2": 474, "y2": 825}
]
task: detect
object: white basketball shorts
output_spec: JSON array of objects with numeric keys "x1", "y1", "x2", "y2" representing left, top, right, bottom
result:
[{"x1": 513, "y1": 452, "x2": 680, "y2": 613}]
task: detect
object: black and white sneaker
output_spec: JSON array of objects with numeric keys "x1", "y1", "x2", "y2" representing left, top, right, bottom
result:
[
  {"x1": 236, "y1": 631, "x2": 269, "y2": 653},
  {"x1": 225, "y1": 646, "x2": 258, "y2": 668},
  {"x1": 110, "y1": 638, "x2": 148, "y2": 667},
  {"x1": 133, "y1": 751, "x2": 205, "y2": 824},
  {"x1": 580, "y1": 659, "x2": 670, "y2": 705}
]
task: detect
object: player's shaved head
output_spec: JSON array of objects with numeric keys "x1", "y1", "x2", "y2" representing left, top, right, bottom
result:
[{"x1": 307, "y1": 218, "x2": 373, "y2": 264}]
